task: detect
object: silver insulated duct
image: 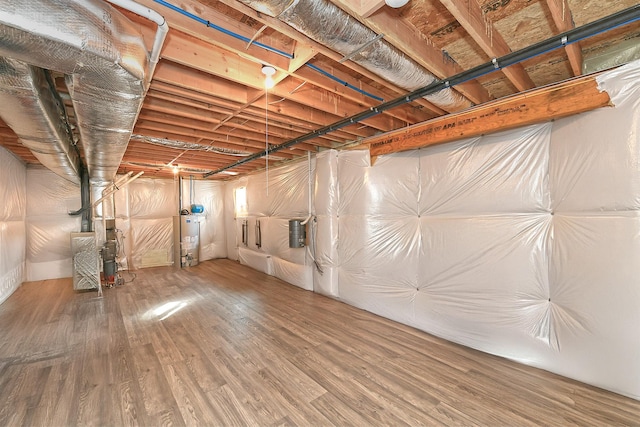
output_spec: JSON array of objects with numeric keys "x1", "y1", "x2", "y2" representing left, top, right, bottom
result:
[
  {"x1": 0, "y1": 0, "x2": 151, "y2": 183},
  {"x1": 237, "y1": 0, "x2": 471, "y2": 112},
  {"x1": 0, "y1": 58, "x2": 81, "y2": 184}
]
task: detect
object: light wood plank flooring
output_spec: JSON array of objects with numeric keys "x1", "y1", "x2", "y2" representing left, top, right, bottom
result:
[{"x1": 0, "y1": 259, "x2": 639, "y2": 426}]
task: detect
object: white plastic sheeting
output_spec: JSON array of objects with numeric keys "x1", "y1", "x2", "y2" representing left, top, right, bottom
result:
[
  {"x1": 0, "y1": 147, "x2": 26, "y2": 304},
  {"x1": 230, "y1": 159, "x2": 315, "y2": 290},
  {"x1": 179, "y1": 179, "x2": 227, "y2": 261},
  {"x1": 229, "y1": 60, "x2": 640, "y2": 399},
  {"x1": 20, "y1": 171, "x2": 227, "y2": 281},
  {"x1": 225, "y1": 177, "x2": 247, "y2": 261},
  {"x1": 124, "y1": 178, "x2": 176, "y2": 269},
  {"x1": 94, "y1": 175, "x2": 226, "y2": 270},
  {"x1": 26, "y1": 167, "x2": 81, "y2": 281},
  {"x1": 313, "y1": 150, "x2": 338, "y2": 296}
]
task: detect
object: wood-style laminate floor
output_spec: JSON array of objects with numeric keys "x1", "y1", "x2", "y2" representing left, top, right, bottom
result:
[{"x1": 0, "y1": 259, "x2": 639, "y2": 426}]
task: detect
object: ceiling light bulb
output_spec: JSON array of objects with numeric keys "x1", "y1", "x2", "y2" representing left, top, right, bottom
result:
[
  {"x1": 385, "y1": 0, "x2": 409, "y2": 7},
  {"x1": 172, "y1": 164, "x2": 179, "y2": 174},
  {"x1": 261, "y1": 65, "x2": 276, "y2": 89},
  {"x1": 264, "y1": 75, "x2": 275, "y2": 89}
]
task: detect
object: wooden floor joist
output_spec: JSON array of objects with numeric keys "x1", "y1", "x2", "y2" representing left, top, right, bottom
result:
[{"x1": 364, "y1": 74, "x2": 612, "y2": 160}]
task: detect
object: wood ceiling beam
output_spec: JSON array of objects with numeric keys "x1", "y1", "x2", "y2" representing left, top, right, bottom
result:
[
  {"x1": 545, "y1": 0, "x2": 583, "y2": 76},
  {"x1": 221, "y1": 114, "x2": 335, "y2": 148},
  {"x1": 136, "y1": 119, "x2": 287, "y2": 147},
  {"x1": 258, "y1": 76, "x2": 405, "y2": 132},
  {"x1": 156, "y1": 29, "x2": 267, "y2": 89},
  {"x1": 294, "y1": 62, "x2": 437, "y2": 123},
  {"x1": 270, "y1": 78, "x2": 401, "y2": 133},
  {"x1": 124, "y1": 145, "x2": 283, "y2": 166},
  {"x1": 144, "y1": 94, "x2": 343, "y2": 146},
  {"x1": 121, "y1": 155, "x2": 259, "y2": 173},
  {"x1": 152, "y1": 62, "x2": 375, "y2": 139},
  {"x1": 357, "y1": 0, "x2": 387, "y2": 18},
  {"x1": 215, "y1": 122, "x2": 316, "y2": 150},
  {"x1": 133, "y1": 0, "x2": 293, "y2": 70},
  {"x1": 438, "y1": 0, "x2": 536, "y2": 92},
  {"x1": 129, "y1": 132, "x2": 295, "y2": 160},
  {"x1": 134, "y1": 127, "x2": 309, "y2": 157},
  {"x1": 289, "y1": 42, "x2": 317, "y2": 73},
  {"x1": 149, "y1": 86, "x2": 350, "y2": 143},
  {"x1": 148, "y1": 24, "x2": 412, "y2": 133},
  {"x1": 154, "y1": 61, "x2": 250, "y2": 104},
  {"x1": 150, "y1": 80, "x2": 375, "y2": 140},
  {"x1": 136, "y1": 119, "x2": 318, "y2": 153},
  {"x1": 142, "y1": 98, "x2": 224, "y2": 125},
  {"x1": 218, "y1": 0, "x2": 469, "y2": 110},
  {"x1": 331, "y1": 0, "x2": 491, "y2": 106},
  {"x1": 364, "y1": 73, "x2": 610, "y2": 159}
]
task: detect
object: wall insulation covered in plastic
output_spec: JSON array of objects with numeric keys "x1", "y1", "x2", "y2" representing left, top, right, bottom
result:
[
  {"x1": 179, "y1": 179, "x2": 227, "y2": 261},
  {"x1": 21, "y1": 172, "x2": 226, "y2": 284},
  {"x1": 230, "y1": 60, "x2": 640, "y2": 400},
  {"x1": 26, "y1": 167, "x2": 81, "y2": 281},
  {"x1": 94, "y1": 176, "x2": 177, "y2": 270},
  {"x1": 109, "y1": 177, "x2": 227, "y2": 267},
  {"x1": 0, "y1": 147, "x2": 26, "y2": 304},
  {"x1": 227, "y1": 158, "x2": 316, "y2": 290},
  {"x1": 125, "y1": 178, "x2": 176, "y2": 269}
]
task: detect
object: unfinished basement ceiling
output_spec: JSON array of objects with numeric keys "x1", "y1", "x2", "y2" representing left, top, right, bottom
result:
[{"x1": 0, "y1": 0, "x2": 639, "y2": 179}]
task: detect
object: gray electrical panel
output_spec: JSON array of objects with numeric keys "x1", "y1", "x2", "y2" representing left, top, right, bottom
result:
[
  {"x1": 173, "y1": 215, "x2": 200, "y2": 267},
  {"x1": 289, "y1": 219, "x2": 306, "y2": 248},
  {"x1": 70, "y1": 232, "x2": 99, "y2": 290}
]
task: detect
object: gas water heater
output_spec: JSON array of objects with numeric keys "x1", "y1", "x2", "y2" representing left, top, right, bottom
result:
[{"x1": 173, "y1": 214, "x2": 200, "y2": 267}]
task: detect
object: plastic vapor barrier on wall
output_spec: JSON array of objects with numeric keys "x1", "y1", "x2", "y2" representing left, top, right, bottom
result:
[
  {"x1": 180, "y1": 179, "x2": 227, "y2": 261},
  {"x1": 330, "y1": 60, "x2": 640, "y2": 399},
  {"x1": 314, "y1": 150, "x2": 339, "y2": 296},
  {"x1": 126, "y1": 178, "x2": 176, "y2": 269},
  {"x1": 0, "y1": 147, "x2": 26, "y2": 304},
  {"x1": 229, "y1": 60, "x2": 640, "y2": 399},
  {"x1": 225, "y1": 177, "x2": 247, "y2": 261},
  {"x1": 232, "y1": 159, "x2": 316, "y2": 290},
  {"x1": 26, "y1": 167, "x2": 80, "y2": 281}
]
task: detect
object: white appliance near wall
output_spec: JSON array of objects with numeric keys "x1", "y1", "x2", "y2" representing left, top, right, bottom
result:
[{"x1": 173, "y1": 214, "x2": 200, "y2": 268}]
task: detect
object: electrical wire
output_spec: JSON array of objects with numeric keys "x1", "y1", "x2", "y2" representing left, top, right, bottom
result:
[{"x1": 305, "y1": 216, "x2": 323, "y2": 274}]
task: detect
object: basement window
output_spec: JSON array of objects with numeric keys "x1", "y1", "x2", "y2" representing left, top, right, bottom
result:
[{"x1": 235, "y1": 187, "x2": 247, "y2": 217}]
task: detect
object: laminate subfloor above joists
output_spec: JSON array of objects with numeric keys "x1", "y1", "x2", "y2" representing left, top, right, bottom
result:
[{"x1": 364, "y1": 73, "x2": 611, "y2": 159}]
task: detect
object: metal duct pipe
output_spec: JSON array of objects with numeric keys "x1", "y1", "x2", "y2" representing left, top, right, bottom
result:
[
  {"x1": 236, "y1": 0, "x2": 470, "y2": 112},
  {"x1": 0, "y1": 0, "x2": 162, "y2": 183},
  {"x1": 0, "y1": 58, "x2": 81, "y2": 184}
]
